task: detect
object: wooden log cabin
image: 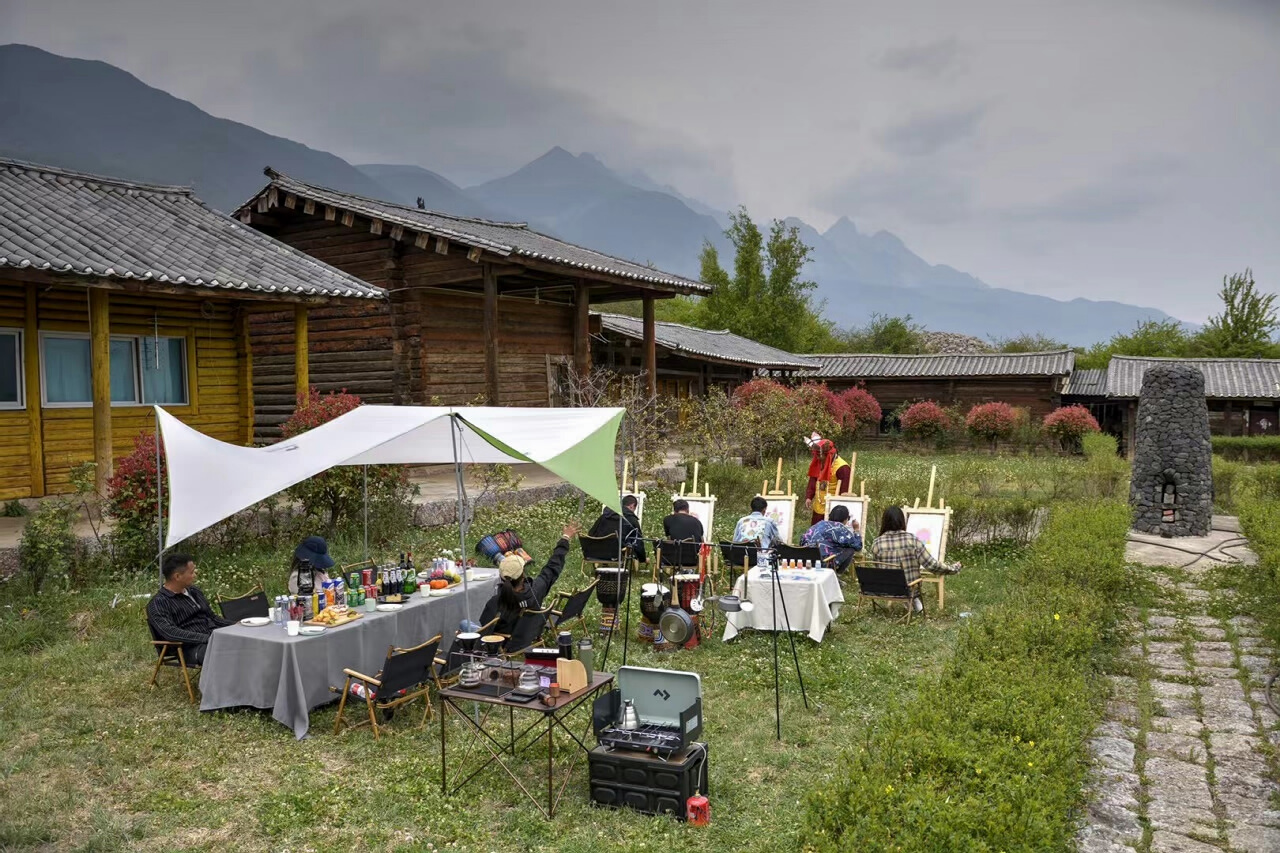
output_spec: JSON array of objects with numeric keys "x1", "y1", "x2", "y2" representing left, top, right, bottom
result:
[
  {"x1": 592, "y1": 312, "x2": 817, "y2": 399},
  {"x1": 236, "y1": 170, "x2": 709, "y2": 439},
  {"x1": 0, "y1": 159, "x2": 383, "y2": 499},
  {"x1": 802, "y1": 350, "x2": 1075, "y2": 433}
]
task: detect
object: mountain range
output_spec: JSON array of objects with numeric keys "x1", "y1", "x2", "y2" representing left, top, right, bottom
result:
[{"x1": 0, "y1": 43, "x2": 1179, "y2": 345}]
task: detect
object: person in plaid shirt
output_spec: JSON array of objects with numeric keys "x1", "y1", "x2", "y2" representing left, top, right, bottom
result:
[{"x1": 868, "y1": 506, "x2": 962, "y2": 611}]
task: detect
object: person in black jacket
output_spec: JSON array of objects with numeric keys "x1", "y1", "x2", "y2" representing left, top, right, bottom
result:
[
  {"x1": 146, "y1": 553, "x2": 235, "y2": 666},
  {"x1": 479, "y1": 522, "x2": 580, "y2": 637},
  {"x1": 662, "y1": 499, "x2": 705, "y2": 542},
  {"x1": 587, "y1": 494, "x2": 647, "y2": 563}
]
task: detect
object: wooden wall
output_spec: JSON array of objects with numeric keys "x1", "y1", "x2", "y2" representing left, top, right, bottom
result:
[
  {"x1": 0, "y1": 281, "x2": 249, "y2": 499},
  {"x1": 824, "y1": 376, "x2": 1065, "y2": 423},
  {"x1": 594, "y1": 340, "x2": 755, "y2": 396}
]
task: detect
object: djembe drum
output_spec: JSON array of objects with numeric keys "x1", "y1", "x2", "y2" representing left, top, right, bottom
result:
[
  {"x1": 594, "y1": 567, "x2": 629, "y2": 634},
  {"x1": 674, "y1": 574, "x2": 702, "y2": 649},
  {"x1": 638, "y1": 583, "x2": 669, "y2": 644}
]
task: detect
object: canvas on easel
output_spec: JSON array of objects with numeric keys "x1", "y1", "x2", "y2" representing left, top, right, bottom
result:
[
  {"x1": 902, "y1": 465, "x2": 953, "y2": 610},
  {"x1": 825, "y1": 462, "x2": 869, "y2": 532},
  {"x1": 674, "y1": 461, "x2": 715, "y2": 539},
  {"x1": 756, "y1": 457, "x2": 797, "y2": 543},
  {"x1": 620, "y1": 457, "x2": 646, "y2": 523}
]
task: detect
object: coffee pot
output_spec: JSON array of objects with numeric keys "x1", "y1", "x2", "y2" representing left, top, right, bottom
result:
[{"x1": 622, "y1": 699, "x2": 639, "y2": 731}]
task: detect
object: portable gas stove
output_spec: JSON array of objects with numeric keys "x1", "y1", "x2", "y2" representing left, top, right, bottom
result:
[{"x1": 593, "y1": 666, "x2": 703, "y2": 760}]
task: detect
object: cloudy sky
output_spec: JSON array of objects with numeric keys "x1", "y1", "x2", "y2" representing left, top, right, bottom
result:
[{"x1": 4, "y1": 0, "x2": 1278, "y2": 322}]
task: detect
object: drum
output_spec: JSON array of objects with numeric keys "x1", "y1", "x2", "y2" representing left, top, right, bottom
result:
[
  {"x1": 640, "y1": 584, "x2": 671, "y2": 624},
  {"x1": 480, "y1": 635, "x2": 505, "y2": 656},
  {"x1": 595, "y1": 568, "x2": 628, "y2": 607},
  {"x1": 674, "y1": 574, "x2": 700, "y2": 612},
  {"x1": 475, "y1": 535, "x2": 505, "y2": 566},
  {"x1": 637, "y1": 617, "x2": 656, "y2": 644}
]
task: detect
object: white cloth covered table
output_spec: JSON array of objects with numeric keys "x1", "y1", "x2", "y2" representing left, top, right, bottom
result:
[{"x1": 721, "y1": 566, "x2": 844, "y2": 643}]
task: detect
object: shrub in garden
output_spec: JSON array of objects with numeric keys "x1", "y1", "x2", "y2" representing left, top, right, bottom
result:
[
  {"x1": 1211, "y1": 435, "x2": 1280, "y2": 463},
  {"x1": 900, "y1": 401, "x2": 950, "y2": 441},
  {"x1": 1212, "y1": 458, "x2": 1245, "y2": 512},
  {"x1": 730, "y1": 379, "x2": 836, "y2": 464},
  {"x1": 835, "y1": 387, "x2": 882, "y2": 436},
  {"x1": 965, "y1": 401, "x2": 1018, "y2": 446},
  {"x1": 106, "y1": 430, "x2": 168, "y2": 572},
  {"x1": 1043, "y1": 405, "x2": 1101, "y2": 452},
  {"x1": 1249, "y1": 463, "x2": 1280, "y2": 502},
  {"x1": 18, "y1": 497, "x2": 77, "y2": 594},
  {"x1": 1080, "y1": 432, "x2": 1129, "y2": 499}
]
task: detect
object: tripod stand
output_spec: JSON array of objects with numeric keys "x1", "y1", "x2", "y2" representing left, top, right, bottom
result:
[{"x1": 759, "y1": 549, "x2": 810, "y2": 740}]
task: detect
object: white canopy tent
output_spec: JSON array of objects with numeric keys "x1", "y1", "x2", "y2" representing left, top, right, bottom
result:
[{"x1": 156, "y1": 405, "x2": 625, "y2": 549}]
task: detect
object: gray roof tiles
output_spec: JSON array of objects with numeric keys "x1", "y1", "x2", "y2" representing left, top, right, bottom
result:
[
  {"x1": 0, "y1": 158, "x2": 383, "y2": 299},
  {"x1": 246, "y1": 169, "x2": 710, "y2": 294},
  {"x1": 1105, "y1": 356, "x2": 1280, "y2": 399},
  {"x1": 1063, "y1": 367, "x2": 1107, "y2": 396},
  {"x1": 804, "y1": 350, "x2": 1075, "y2": 379},
  {"x1": 595, "y1": 312, "x2": 818, "y2": 369}
]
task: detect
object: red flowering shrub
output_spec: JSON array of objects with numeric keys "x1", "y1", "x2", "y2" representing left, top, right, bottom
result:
[
  {"x1": 966, "y1": 402, "x2": 1019, "y2": 444},
  {"x1": 901, "y1": 401, "x2": 951, "y2": 439},
  {"x1": 731, "y1": 378, "x2": 791, "y2": 410},
  {"x1": 282, "y1": 388, "x2": 415, "y2": 531},
  {"x1": 107, "y1": 431, "x2": 166, "y2": 526},
  {"x1": 1043, "y1": 405, "x2": 1101, "y2": 450},
  {"x1": 728, "y1": 379, "x2": 836, "y2": 463},
  {"x1": 836, "y1": 387, "x2": 882, "y2": 433}
]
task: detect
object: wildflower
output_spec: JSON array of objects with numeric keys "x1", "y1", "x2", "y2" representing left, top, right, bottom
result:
[
  {"x1": 1029, "y1": 741, "x2": 1035, "y2": 748},
  {"x1": 885, "y1": 785, "x2": 894, "y2": 794},
  {"x1": 1054, "y1": 613, "x2": 1061, "y2": 621},
  {"x1": 1027, "y1": 761, "x2": 1034, "y2": 768}
]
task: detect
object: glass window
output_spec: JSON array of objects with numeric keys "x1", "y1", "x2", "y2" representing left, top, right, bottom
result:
[
  {"x1": 43, "y1": 336, "x2": 91, "y2": 404},
  {"x1": 110, "y1": 338, "x2": 137, "y2": 403},
  {"x1": 140, "y1": 337, "x2": 187, "y2": 405},
  {"x1": 0, "y1": 331, "x2": 19, "y2": 408}
]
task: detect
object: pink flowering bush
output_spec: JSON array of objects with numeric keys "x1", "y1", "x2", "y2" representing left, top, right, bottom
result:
[
  {"x1": 1043, "y1": 405, "x2": 1101, "y2": 451},
  {"x1": 837, "y1": 387, "x2": 883, "y2": 433},
  {"x1": 966, "y1": 402, "x2": 1019, "y2": 445},
  {"x1": 901, "y1": 401, "x2": 951, "y2": 439}
]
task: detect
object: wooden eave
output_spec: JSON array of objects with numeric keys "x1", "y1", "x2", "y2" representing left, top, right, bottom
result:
[{"x1": 0, "y1": 266, "x2": 353, "y2": 306}]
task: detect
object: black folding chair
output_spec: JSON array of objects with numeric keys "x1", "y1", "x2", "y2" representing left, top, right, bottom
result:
[
  {"x1": 334, "y1": 634, "x2": 443, "y2": 740},
  {"x1": 503, "y1": 606, "x2": 553, "y2": 655},
  {"x1": 854, "y1": 562, "x2": 924, "y2": 625},
  {"x1": 774, "y1": 543, "x2": 827, "y2": 567},
  {"x1": 217, "y1": 585, "x2": 269, "y2": 621},
  {"x1": 146, "y1": 615, "x2": 200, "y2": 705},
  {"x1": 545, "y1": 580, "x2": 599, "y2": 643},
  {"x1": 658, "y1": 539, "x2": 701, "y2": 571},
  {"x1": 579, "y1": 533, "x2": 629, "y2": 579}
]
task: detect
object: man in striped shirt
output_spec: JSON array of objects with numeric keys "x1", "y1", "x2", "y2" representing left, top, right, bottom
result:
[{"x1": 146, "y1": 553, "x2": 234, "y2": 665}]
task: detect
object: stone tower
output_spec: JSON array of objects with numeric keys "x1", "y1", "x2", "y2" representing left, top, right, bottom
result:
[{"x1": 1129, "y1": 363, "x2": 1213, "y2": 537}]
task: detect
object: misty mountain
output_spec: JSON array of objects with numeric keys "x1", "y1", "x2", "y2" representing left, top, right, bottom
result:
[{"x1": 0, "y1": 44, "x2": 392, "y2": 213}]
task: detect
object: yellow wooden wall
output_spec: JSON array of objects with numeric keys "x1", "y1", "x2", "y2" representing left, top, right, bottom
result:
[{"x1": 0, "y1": 281, "x2": 250, "y2": 499}]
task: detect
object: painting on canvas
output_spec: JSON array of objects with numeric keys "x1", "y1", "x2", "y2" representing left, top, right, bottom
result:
[
  {"x1": 826, "y1": 496, "x2": 869, "y2": 533},
  {"x1": 761, "y1": 496, "x2": 798, "y2": 544},
  {"x1": 905, "y1": 510, "x2": 947, "y2": 563}
]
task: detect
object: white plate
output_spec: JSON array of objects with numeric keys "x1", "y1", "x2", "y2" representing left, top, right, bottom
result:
[
  {"x1": 298, "y1": 625, "x2": 326, "y2": 636},
  {"x1": 376, "y1": 603, "x2": 403, "y2": 612},
  {"x1": 429, "y1": 588, "x2": 453, "y2": 597},
  {"x1": 240, "y1": 617, "x2": 271, "y2": 627}
]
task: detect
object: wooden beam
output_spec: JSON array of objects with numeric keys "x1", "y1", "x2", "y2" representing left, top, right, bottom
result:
[
  {"x1": 370, "y1": 218, "x2": 383, "y2": 236},
  {"x1": 236, "y1": 307, "x2": 255, "y2": 446},
  {"x1": 467, "y1": 247, "x2": 482, "y2": 263},
  {"x1": 414, "y1": 233, "x2": 430, "y2": 250},
  {"x1": 574, "y1": 280, "x2": 591, "y2": 379},
  {"x1": 389, "y1": 224, "x2": 403, "y2": 242},
  {"x1": 483, "y1": 264, "x2": 500, "y2": 405},
  {"x1": 237, "y1": 210, "x2": 252, "y2": 224},
  {"x1": 643, "y1": 295, "x2": 657, "y2": 399},
  {"x1": 435, "y1": 236, "x2": 449, "y2": 255},
  {"x1": 341, "y1": 211, "x2": 354, "y2": 227},
  {"x1": 284, "y1": 193, "x2": 297, "y2": 210},
  {"x1": 0, "y1": 270, "x2": 368, "y2": 305},
  {"x1": 325, "y1": 205, "x2": 336, "y2": 222},
  {"x1": 88, "y1": 288, "x2": 112, "y2": 495},
  {"x1": 294, "y1": 304, "x2": 309, "y2": 403},
  {"x1": 303, "y1": 199, "x2": 315, "y2": 215},
  {"x1": 24, "y1": 284, "x2": 44, "y2": 497}
]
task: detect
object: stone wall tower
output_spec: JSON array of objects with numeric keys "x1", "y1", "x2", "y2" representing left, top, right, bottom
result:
[{"x1": 1130, "y1": 363, "x2": 1213, "y2": 537}]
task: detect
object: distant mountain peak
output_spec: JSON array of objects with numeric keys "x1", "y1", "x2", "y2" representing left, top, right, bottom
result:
[{"x1": 825, "y1": 215, "x2": 859, "y2": 238}]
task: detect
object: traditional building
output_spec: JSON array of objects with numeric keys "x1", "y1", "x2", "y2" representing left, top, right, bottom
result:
[
  {"x1": 591, "y1": 312, "x2": 816, "y2": 399},
  {"x1": 0, "y1": 159, "x2": 381, "y2": 499},
  {"x1": 802, "y1": 350, "x2": 1075, "y2": 432},
  {"x1": 237, "y1": 170, "x2": 708, "y2": 439}
]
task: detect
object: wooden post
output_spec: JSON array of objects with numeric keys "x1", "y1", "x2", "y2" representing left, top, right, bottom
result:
[
  {"x1": 573, "y1": 280, "x2": 591, "y2": 379},
  {"x1": 483, "y1": 264, "x2": 500, "y2": 405},
  {"x1": 24, "y1": 284, "x2": 43, "y2": 497},
  {"x1": 293, "y1": 304, "x2": 309, "y2": 402},
  {"x1": 235, "y1": 307, "x2": 255, "y2": 446},
  {"x1": 88, "y1": 288, "x2": 112, "y2": 495},
  {"x1": 926, "y1": 465, "x2": 936, "y2": 509},
  {"x1": 642, "y1": 295, "x2": 657, "y2": 399}
]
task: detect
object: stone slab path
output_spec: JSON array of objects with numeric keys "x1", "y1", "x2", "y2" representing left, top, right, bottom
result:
[{"x1": 1077, "y1": 519, "x2": 1280, "y2": 853}]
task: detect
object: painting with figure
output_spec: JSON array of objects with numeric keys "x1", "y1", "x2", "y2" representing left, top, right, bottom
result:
[
  {"x1": 826, "y1": 496, "x2": 869, "y2": 533},
  {"x1": 762, "y1": 496, "x2": 798, "y2": 544},
  {"x1": 905, "y1": 510, "x2": 947, "y2": 563},
  {"x1": 681, "y1": 497, "x2": 715, "y2": 538}
]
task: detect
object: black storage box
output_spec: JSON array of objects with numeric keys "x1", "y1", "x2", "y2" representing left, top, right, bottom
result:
[{"x1": 588, "y1": 743, "x2": 709, "y2": 820}]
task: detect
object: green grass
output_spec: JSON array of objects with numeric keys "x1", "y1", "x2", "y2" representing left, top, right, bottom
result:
[{"x1": 0, "y1": 452, "x2": 1103, "y2": 852}]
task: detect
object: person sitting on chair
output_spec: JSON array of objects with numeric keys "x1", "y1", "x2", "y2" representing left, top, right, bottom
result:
[
  {"x1": 800, "y1": 504, "x2": 863, "y2": 572},
  {"x1": 868, "y1": 506, "x2": 962, "y2": 612},
  {"x1": 479, "y1": 522, "x2": 580, "y2": 637},
  {"x1": 663, "y1": 499, "x2": 704, "y2": 542},
  {"x1": 588, "y1": 494, "x2": 647, "y2": 563},
  {"x1": 734, "y1": 496, "x2": 781, "y2": 549},
  {"x1": 146, "y1": 553, "x2": 235, "y2": 666},
  {"x1": 287, "y1": 535, "x2": 335, "y2": 594}
]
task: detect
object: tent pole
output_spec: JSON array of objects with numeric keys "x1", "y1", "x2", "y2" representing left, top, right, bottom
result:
[
  {"x1": 156, "y1": 415, "x2": 164, "y2": 584},
  {"x1": 452, "y1": 414, "x2": 468, "y2": 598},
  {"x1": 362, "y1": 465, "x2": 369, "y2": 562}
]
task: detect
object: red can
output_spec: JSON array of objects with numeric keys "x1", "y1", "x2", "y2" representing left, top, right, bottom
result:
[
  {"x1": 686, "y1": 792, "x2": 710, "y2": 826},
  {"x1": 362, "y1": 568, "x2": 373, "y2": 587}
]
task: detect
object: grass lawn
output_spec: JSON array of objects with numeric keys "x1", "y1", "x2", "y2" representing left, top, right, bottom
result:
[{"x1": 0, "y1": 451, "x2": 1086, "y2": 852}]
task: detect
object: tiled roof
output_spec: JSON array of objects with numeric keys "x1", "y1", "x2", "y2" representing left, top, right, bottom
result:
[
  {"x1": 0, "y1": 158, "x2": 383, "y2": 299},
  {"x1": 595, "y1": 313, "x2": 818, "y2": 370},
  {"x1": 803, "y1": 350, "x2": 1075, "y2": 379},
  {"x1": 243, "y1": 169, "x2": 710, "y2": 294},
  {"x1": 1063, "y1": 368, "x2": 1107, "y2": 396},
  {"x1": 1106, "y1": 356, "x2": 1280, "y2": 399}
]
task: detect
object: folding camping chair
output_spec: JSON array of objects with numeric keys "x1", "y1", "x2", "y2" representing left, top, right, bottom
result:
[
  {"x1": 544, "y1": 579, "x2": 599, "y2": 644},
  {"x1": 853, "y1": 561, "x2": 924, "y2": 625},
  {"x1": 773, "y1": 543, "x2": 827, "y2": 567},
  {"x1": 579, "y1": 533, "x2": 628, "y2": 579},
  {"x1": 502, "y1": 606, "x2": 554, "y2": 655},
  {"x1": 334, "y1": 634, "x2": 443, "y2": 740},
  {"x1": 434, "y1": 617, "x2": 499, "y2": 687},
  {"x1": 216, "y1": 584, "x2": 269, "y2": 621},
  {"x1": 146, "y1": 614, "x2": 200, "y2": 705}
]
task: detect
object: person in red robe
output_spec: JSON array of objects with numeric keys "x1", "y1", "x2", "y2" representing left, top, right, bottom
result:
[{"x1": 804, "y1": 432, "x2": 852, "y2": 526}]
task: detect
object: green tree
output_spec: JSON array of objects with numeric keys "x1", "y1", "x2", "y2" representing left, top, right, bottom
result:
[
  {"x1": 833, "y1": 314, "x2": 929, "y2": 354},
  {"x1": 995, "y1": 332, "x2": 1068, "y2": 353},
  {"x1": 1190, "y1": 269, "x2": 1278, "y2": 358},
  {"x1": 1075, "y1": 318, "x2": 1192, "y2": 369}
]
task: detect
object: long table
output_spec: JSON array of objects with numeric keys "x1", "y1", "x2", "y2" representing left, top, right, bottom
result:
[
  {"x1": 721, "y1": 566, "x2": 844, "y2": 643},
  {"x1": 200, "y1": 578, "x2": 493, "y2": 738}
]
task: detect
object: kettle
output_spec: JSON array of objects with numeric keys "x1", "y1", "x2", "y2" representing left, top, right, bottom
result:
[{"x1": 622, "y1": 699, "x2": 640, "y2": 731}]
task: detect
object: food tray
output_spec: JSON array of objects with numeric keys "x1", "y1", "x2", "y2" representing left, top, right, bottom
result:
[{"x1": 304, "y1": 610, "x2": 362, "y2": 628}]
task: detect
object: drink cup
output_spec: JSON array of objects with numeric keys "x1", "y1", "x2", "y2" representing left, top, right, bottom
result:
[{"x1": 286, "y1": 620, "x2": 300, "y2": 637}]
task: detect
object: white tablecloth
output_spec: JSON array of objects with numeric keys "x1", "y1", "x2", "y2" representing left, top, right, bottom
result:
[{"x1": 721, "y1": 566, "x2": 844, "y2": 643}]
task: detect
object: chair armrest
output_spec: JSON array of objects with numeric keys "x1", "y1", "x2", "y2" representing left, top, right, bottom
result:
[
  {"x1": 907, "y1": 579, "x2": 923, "y2": 587},
  {"x1": 342, "y1": 668, "x2": 381, "y2": 686},
  {"x1": 151, "y1": 639, "x2": 181, "y2": 647},
  {"x1": 433, "y1": 656, "x2": 448, "y2": 666}
]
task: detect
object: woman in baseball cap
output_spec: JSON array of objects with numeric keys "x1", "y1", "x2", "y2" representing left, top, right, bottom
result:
[{"x1": 478, "y1": 522, "x2": 580, "y2": 639}]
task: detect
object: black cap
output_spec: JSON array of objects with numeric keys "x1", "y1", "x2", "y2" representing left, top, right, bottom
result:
[{"x1": 294, "y1": 536, "x2": 335, "y2": 570}]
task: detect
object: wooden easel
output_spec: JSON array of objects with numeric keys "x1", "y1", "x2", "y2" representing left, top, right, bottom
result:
[
  {"x1": 676, "y1": 461, "x2": 716, "y2": 541},
  {"x1": 757, "y1": 457, "x2": 799, "y2": 544},
  {"x1": 904, "y1": 465, "x2": 954, "y2": 612}
]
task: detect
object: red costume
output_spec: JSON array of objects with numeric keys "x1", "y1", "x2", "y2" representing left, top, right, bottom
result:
[{"x1": 805, "y1": 437, "x2": 851, "y2": 525}]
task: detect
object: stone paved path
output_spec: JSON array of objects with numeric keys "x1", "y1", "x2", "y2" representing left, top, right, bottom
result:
[{"x1": 1077, "y1": 522, "x2": 1280, "y2": 853}]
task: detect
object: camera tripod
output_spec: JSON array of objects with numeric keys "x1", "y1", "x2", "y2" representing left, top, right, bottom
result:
[{"x1": 758, "y1": 549, "x2": 810, "y2": 740}]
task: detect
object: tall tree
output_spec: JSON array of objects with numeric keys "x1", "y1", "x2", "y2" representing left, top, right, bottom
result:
[
  {"x1": 1191, "y1": 269, "x2": 1278, "y2": 358},
  {"x1": 1075, "y1": 318, "x2": 1192, "y2": 368},
  {"x1": 833, "y1": 314, "x2": 929, "y2": 354}
]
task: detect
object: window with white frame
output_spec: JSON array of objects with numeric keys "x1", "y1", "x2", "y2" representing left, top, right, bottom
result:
[
  {"x1": 0, "y1": 329, "x2": 22, "y2": 409},
  {"x1": 41, "y1": 333, "x2": 188, "y2": 406}
]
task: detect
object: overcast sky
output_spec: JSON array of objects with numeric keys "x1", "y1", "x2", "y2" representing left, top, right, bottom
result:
[{"x1": 4, "y1": 0, "x2": 1278, "y2": 323}]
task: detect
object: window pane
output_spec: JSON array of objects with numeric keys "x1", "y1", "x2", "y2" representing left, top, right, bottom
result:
[
  {"x1": 44, "y1": 337, "x2": 91, "y2": 403},
  {"x1": 141, "y1": 337, "x2": 187, "y2": 405},
  {"x1": 0, "y1": 333, "x2": 18, "y2": 404},
  {"x1": 110, "y1": 339, "x2": 137, "y2": 403}
]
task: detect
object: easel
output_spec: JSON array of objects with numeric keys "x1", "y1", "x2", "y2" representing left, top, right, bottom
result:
[
  {"x1": 676, "y1": 461, "x2": 717, "y2": 537},
  {"x1": 758, "y1": 457, "x2": 799, "y2": 544},
  {"x1": 620, "y1": 457, "x2": 646, "y2": 524},
  {"x1": 904, "y1": 465, "x2": 953, "y2": 612},
  {"x1": 824, "y1": 452, "x2": 869, "y2": 531}
]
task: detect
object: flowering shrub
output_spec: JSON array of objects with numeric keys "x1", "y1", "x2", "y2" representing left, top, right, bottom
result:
[
  {"x1": 724, "y1": 379, "x2": 837, "y2": 464},
  {"x1": 283, "y1": 388, "x2": 416, "y2": 533},
  {"x1": 836, "y1": 387, "x2": 882, "y2": 433},
  {"x1": 1042, "y1": 405, "x2": 1101, "y2": 450},
  {"x1": 106, "y1": 431, "x2": 169, "y2": 572},
  {"x1": 966, "y1": 402, "x2": 1019, "y2": 444},
  {"x1": 900, "y1": 401, "x2": 951, "y2": 439}
]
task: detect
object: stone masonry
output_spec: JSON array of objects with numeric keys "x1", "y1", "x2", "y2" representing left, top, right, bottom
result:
[{"x1": 1130, "y1": 363, "x2": 1213, "y2": 537}]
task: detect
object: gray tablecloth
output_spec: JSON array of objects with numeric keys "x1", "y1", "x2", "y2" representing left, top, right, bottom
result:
[{"x1": 200, "y1": 580, "x2": 493, "y2": 738}]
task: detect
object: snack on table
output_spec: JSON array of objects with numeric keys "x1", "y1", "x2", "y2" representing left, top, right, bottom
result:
[{"x1": 311, "y1": 607, "x2": 353, "y2": 626}]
